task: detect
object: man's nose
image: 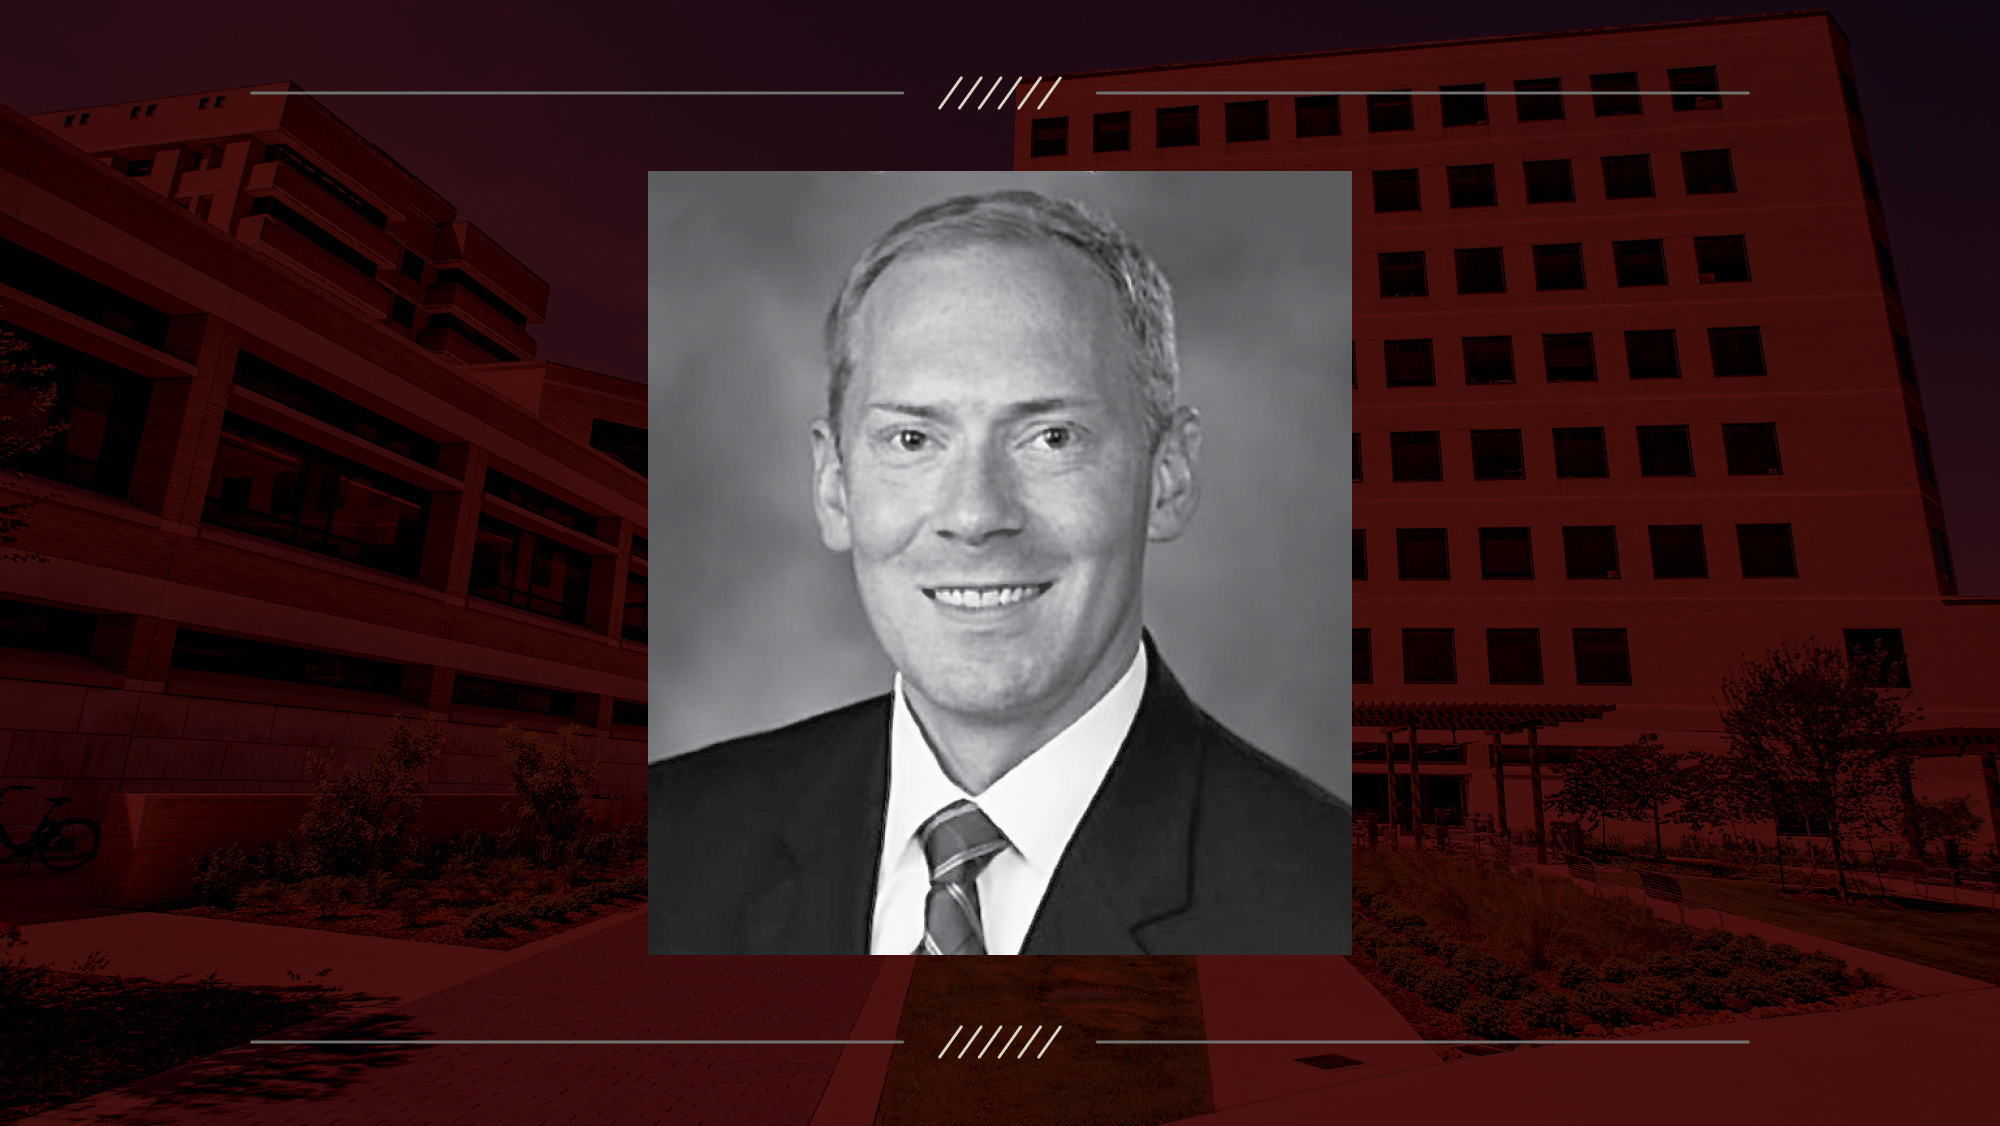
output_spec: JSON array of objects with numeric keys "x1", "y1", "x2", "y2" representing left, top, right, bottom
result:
[{"x1": 936, "y1": 440, "x2": 1025, "y2": 545}]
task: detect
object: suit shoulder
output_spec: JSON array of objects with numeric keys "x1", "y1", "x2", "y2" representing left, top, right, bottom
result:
[
  {"x1": 1192, "y1": 708, "x2": 1350, "y2": 823},
  {"x1": 650, "y1": 695, "x2": 890, "y2": 795}
]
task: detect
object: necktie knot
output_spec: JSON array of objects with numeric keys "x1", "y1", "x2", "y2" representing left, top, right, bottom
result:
[{"x1": 917, "y1": 800, "x2": 1009, "y2": 955}]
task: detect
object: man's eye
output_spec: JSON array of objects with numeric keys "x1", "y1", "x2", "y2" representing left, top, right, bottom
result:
[
  {"x1": 893, "y1": 429, "x2": 929, "y2": 452},
  {"x1": 1035, "y1": 426, "x2": 1074, "y2": 450}
]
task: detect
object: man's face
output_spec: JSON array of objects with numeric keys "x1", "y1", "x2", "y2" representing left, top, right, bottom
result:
[{"x1": 811, "y1": 240, "x2": 1198, "y2": 734}]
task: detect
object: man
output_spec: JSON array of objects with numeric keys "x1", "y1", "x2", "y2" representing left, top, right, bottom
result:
[{"x1": 651, "y1": 189, "x2": 1348, "y2": 955}]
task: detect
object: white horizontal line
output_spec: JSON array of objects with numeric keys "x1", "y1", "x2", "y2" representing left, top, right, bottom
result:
[
  {"x1": 250, "y1": 90, "x2": 903, "y2": 97},
  {"x1": 1094, "y1": 90, "x2": 1746, "y2": 96},
  {"x1": 1099, "y1": 1039, "x2": 1750, "y2": 1045},
  {"x1": 251, "y1": 1039, "x2": 905, "y2": 1045}
]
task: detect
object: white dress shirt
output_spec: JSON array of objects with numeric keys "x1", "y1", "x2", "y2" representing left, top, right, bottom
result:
[{"x1": 868, "y1": 643, "x2": 1147, "y2": 955}]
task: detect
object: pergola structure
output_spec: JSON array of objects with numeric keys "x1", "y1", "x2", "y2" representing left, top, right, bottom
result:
[
  {"x1": 1891, "y1": 728, "x2": 2000, "y2": 850},
  {"x1": 1355, "y1": 702, "x2": 1617, "y2": 864}
]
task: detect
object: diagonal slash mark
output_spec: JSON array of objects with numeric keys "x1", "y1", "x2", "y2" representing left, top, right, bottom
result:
[
  {"x1": 936, "y1": 77, "x2": 964, "y2": 110},
  {"x1": 956, "y1": 79, "x2": 983, "y2": 110},
  {"x1": 992, "y1": 77, "x2": 1022, "y2": 110},
  {"x1": 977, "y1": 1025, "x2": 1005, "y2": 1058},
  {"x1": 958, "y1": 1025, "x2": 983, "y2": 1058},
  {"x1": 1017, "y1": 1024, "x2": 1043, "y2": 1058},
  {"x1": 995, "y1": 1025, "x2": 1023, "y2": 1057},
  {"x1": 975, "y1": 76, "x2": 1005, "y2": 110},
  {"x1": 1016, "y1": 78, "x2": 1041, "y2": 110},
  {"x1": 937, "y1": 1025, "x2": 964, "y2": 1059},
  {"x1": 1037, "y1": 1025, "x2": 1062, "y2": 1058},
  {"x1": 1035, "y1": 76, "x2": 1062, "y2": 110}
]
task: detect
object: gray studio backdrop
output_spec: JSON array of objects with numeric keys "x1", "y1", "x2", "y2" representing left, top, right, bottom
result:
[{"x1": 647, "y1": 171, "x2": 1352, "y2": 800}]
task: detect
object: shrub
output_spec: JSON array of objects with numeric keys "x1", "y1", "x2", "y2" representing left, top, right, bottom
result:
[
  {"x1": 190, "y1": 844, "x2": 254, "y2": 908},
  {"x1": 1457, "y1": 995, "x2": 1518, "y2": 1041},
  {"x1": 1554, "y1": 956, "x2": 1593, "y2": 990},
  {"x1": 1724, "y1": 972, "x2": 1780, "y2": 1008},
  {"x1": 1598, "y1": 957, "x2": 1640, "y2": 984},
  {"x1": 1516, "y1": 988, "x2": 1571, "y2": 1034},
  {"x1": 237, "y1": 881, "x2": 285, "y2": 913},
  {"x1": 1644, "y1": 951, "x2": 1695, "y2": 979},
  {"x1": 1680, "y1": 972, "x2": 1731, "y2": 1010},
  {"x1": 499, "y1": 723, "x2": 600, "y2": 866},
  {"x1": 1798, "y1": 951, "x2": 1849, "y2": 986},
  {"x1": 298, "y1": 875, "x2": 360, "y2": 919},
  {"x1": 1774, "y1": 968, "x2": 1832, "y2": 1004},
  {"x1": 391, "y1": 883, "x2": 432, "y2": 928},
  {"x1": 1627, "y1": 975, "x2": 1682, "y2": 1017},
  {"x1": 1413, "y1": 966, "x2": 1469, "y2": 1012},
  {"x1": 1574, "y1": 982, "x2": 1635, "y2": 1026},
  {"x1": 299, "y1": 715, "x2": 444, "y2": 874},
  {"x1": 1689, "y1": 927, "x2": 1732, "y2": 952}
]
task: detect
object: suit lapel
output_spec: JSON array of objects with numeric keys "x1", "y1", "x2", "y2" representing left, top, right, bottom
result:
[{"x1": 760, "y1": 698, "x2": 891, "y2": 954}]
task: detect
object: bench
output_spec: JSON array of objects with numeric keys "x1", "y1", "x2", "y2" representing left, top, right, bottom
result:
[
  {"x1": 1565, "y1": 853, "x2": 1602, "y2": 896},
  {"x1": 1638, "y1": 871, "x2": 1726, "y2": 928}
]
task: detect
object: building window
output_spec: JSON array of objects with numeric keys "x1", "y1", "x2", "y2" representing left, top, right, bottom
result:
[
  {"x1": 1624, "y1": 330, "x2": 1680, "y2": 380},
  {"x1": 1840, "y1": 71, "x2": 1863, "y2": 118},
  {"x1": 1532, "y1": 243, "x2": 1586, "y2": 290},
  {"x1": 125, "y1": 158, "x2": 155, "y2": 178},
  {"x1": 630, "y1": 532, "x2": 648, "y2": 560},
  {"x1": 1514, "y1": 77, "x2": 1564, "y2": 121},
  {"x1": 1843, "y1": 628, "x2": 1911, "y2": 688},
  {"x1": 1402, "y1": 629, "x2": 1457, "y2": 684},
  {"x1": 1371, "y1": 169, "x2": 1421, "y2": 212},
  {"x1": 590, "y1": 418, "x2": 646, "y2": 477},
  {"x1": 452, "y1": 673, "x2": 577, "y2": 719},
  {"x1": 1695, "y1": 235, "x2": 1752, "y2": 283},
  {"x1": 0, "y1": 236, "x2": 173, "y2": 351},
  {"x1": 1523, "y1": 159, "x2": 1574, "y2": 203},
  {"x1": 1681, "y1": 149, "x2": 1736, "y2": 194},
  {"x1": 233, "y1": 352, "x2": 441, "y2": 468},
  {"x1": 1378, "y1": 251, "x2": 1427, "y2": 297},
  {"x1": 1722, "y1": 423, "x2": 1782, "y2": 475},
  {"x1": 1736, "y1": 524, "x2": 1798, "y2": 578},
  {"x1": 1352, "y1": 433, "x2": 1362, "y2": 482},
  {"x1": 1093, "y1": 111, "x2": 1131, "y2": 153},
  {"x1": 1156, "y1": 106, "x2": 1199, "y2": 147},
  {"x1": 1891, "y1": 331, "x2": 1915, "y2": 383},
  {"x1": 1446, "y1": 164, "x2": 1497, "y2": 208},
  {"x1": 1295, "y1": 95, "x2": 1340, "y2": 137},
  {"x1": 1601, "y1": 154, "x2": 1655, "y2": 199},
  {"x1": 1225, "y1": 100, "x2": 1269, "y2": 142},
  {"x1": 1462, "y1": 336, "x2": 1515, "y2": 385},
  {"x1": 484, "y1": 468, "x2": 599, "y2": 538},
  {"x1": 1573, "y1": 628, "x2": 1632, "y2": 685},
  {"x1": 1439, "y1": 83, "x2": 1488, "y2": 127},
  {"x1": 1591, "y1": 72, "x2": 1642, "y2": 116},
  {"x1": 1543, "y1": 333, "x2": 1597, "y2": 382},
  {"x1": 622, "y1": 571, "x2": 647, "y2": 644},
  {"x1": 1353, "y1": 529, "x2": 1368, "y2": 580},
  {"x1": 170, "y1": 628, "x2": 404, "y2": 695},
  {"x1": 1367, "y1": 92, "x2": 1414, "y2": 132},
  {"x1": 1478, "y1": 527, "x2": 1534, "y2": 579},
  {"x1": 1648, "y1": 525, "x2": 1708, "y2": 578},
  {"x1": 1931, "y1": 527, "x2": 1956, "y2": 587},
  {"x1": 1553, "y1": 427, "x2": 1609, "y2": 478},
  {"x1": 246, "y1": 197, "x2": 377, "y2": 277},
  {"x1": 1390, "y1": 431, "x2": 1443, "y2": 481},
  {"x1": 1708, "y1": 327, "x2": 1766, "y2": 376},
  {"x1": 390, "y1": 296, "x2": 417, "y2": 328},
  {"x1": 1384, "y1": 339, "x2": 1435, "y2": 387},
  {"x1": 1875, "y1": 240, "x2": 1900, "y2": 294},
  {"x1": 1487, "y1": 629, "x2": 1543, "y2": 684},
  {"x1": 1354, "y1": 629, "x2": 1373, "y2": 683},
  {"x1": 470, "y1": 514, "x2": 594, "y2": 624},
  {"x1": 1911, "y1": 428, "x2": 1936, "y2": 484},
  {"x1": 1563, "y1": 526, "x2": 1621, "y2": 578},
  {"x1": 612, "y1": 699, "x2": 648, "y2": 726},
  {"x1": 1470, "y1": 429, "x2": 1525, "y2": 479},
  {"x1": 4, "y1": 324, "x2": 154, "y2": 500},
  {"x1": 399, "y1": 248, "x2": 426, "y2": 281},
  {"x1": 1636, "y1": 425, "x2": 1694, "y2": 476},
  {"x1": 1030, "y1": 117, "x2": 1067, "y2": 157},
  {"x1": 1612, "y1": 239, "x2": 1668, "y2": 286},
  {"x1": 1396, "y1": 528, "x2": 1450, "y2": 580},
  {"x1": 0, "y1": 597, "x2": 97, "y2": 656},
  {"x1": 1455, "y1": 248, "x2": 1506, "y2": 294},
  {"x1": 1856, "y1": 152, "x2": 1880, "y2": 203},
  {"x1": 1669, "y1": 66, "x2": 1722, "y2": 111},
  {"x1": 203, "y1": 413, "x2": 430, "y2": 577}
]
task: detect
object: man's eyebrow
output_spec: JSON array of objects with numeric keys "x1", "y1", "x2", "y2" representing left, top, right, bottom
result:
[{"x1": 861, "y1": 397, "x2": 1101, "y2": 420}]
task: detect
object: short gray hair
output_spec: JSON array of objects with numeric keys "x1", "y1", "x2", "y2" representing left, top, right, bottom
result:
[{"x1": 823, "y1": 189, "x2": 1179, "y2": 446}]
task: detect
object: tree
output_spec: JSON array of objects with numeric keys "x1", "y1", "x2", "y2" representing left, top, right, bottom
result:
[
  {"x1": 0, "y1": 327, "x2": 65, "y2": 563},
  {"x1": 1548, "y1": 739, "x2": 1701, "y2": 859},
  {"x1": 1914, "y1": 795, "x2": 1985, "y2": 860},
  {"x1": 499, "y1": 723, "x2": 600, "y2": 865},
  {"x1": 299, "y1": 714, "x2": 445, "y2": 874},
  {"x1": 1711, "y1": 639, "x2": 1920, "y2": 902}
]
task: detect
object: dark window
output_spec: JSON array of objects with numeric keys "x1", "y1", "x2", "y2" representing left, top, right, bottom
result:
[
  {"x1": 1543, "y1": 333, "x2": 1597, "y2": 382},
  {"x1": 484, "y1": 468, "x2": 599, "y2": 538},
  {"x1": 1353, "y1": 529, "x2": 1368, "y2": 580},
  {"x1": 1612, "y1": 239, "x2": 1668, "y2": 286},
  {"x1": 1891, "y1": 331, "x2": 1915, "y2": 383},
  {"x1": 1447, "y1": 164, "x2": 1497, "y2": 208},
  {"x1": 1553, "y1": 427, "x2": 1609, "y2": 478},
  {"x1": 1455, "y1": 248, "x2": 1506, "y2": 294},
  {"x1": 389, "y1": 296, "x2": 416, "y2": 328},
  {"x1": 1390, "y1": 431, "x2": 1443, "y2": 481},
  {"x1": 5, "y1": 324, "x2": 154, "y2": 500},
  {"x1": 1372, "y1": 169, "x2": 1421, "y2": 212},
  {"x1": 469, "y1": 513, "x2": 594, "y2": 624},
  {"x1": 399, "y1": 248, "x2": 426, "y2": 281},
  {"x1": 1843, "y1": 629, "x2": 1911, "y2": 688},
  {"x1": 1602, "y1": 154, "x2": 1655, "y2": 199},
  {"x1": 1523, "y1": 159, "x2": 1574, "y2": 203},
  {"x1": 170, "y1": 628, "x2": 403, "y2": 695},
  {"x1": 1648, "y1": 525, "x2": 1708, "y2": 578},
  {"x1": 1396, "y1": 528, "x2": 1450, "y2": 580},
  {"x1": 1532, "y1": 243, "x2": 1586, "y2": 290},
  {"x1": 1624, "y1": 329, "x2": 1680, "y2": 380},
  {"x1": 1384, "y1": 339, "x2": 1435, "y2": 387},
  {"x1": 1931, "y1": 527, "x2": 1955, "y2": 586},
  {"x1": 1440, "y1": 83, "x2": 1488, "y2": 126},
  {"x1": 452, "y1": 673, "x2": 576, "y2": 719},
  {"x1": 1840, "y1": 71, "x2": 1863, "y2": 118},
  {"x1": 1708, "y1": 327, "x2": 1766, "y2": 376},
  {"x1": 1857, "y1": 152, "x2": 1879, "y2": 203},
  {"x1": 233, "y1": 352, "x2": 440, "y2": 467},
  {"x1": 1354, "y1": 629, "x2": 1373, "y2": 683},
  {"x1": 0, "y1": 597, "x2": 97, "y2": 656},
  {"x1": 1093, "y1": 111, "x2": 1131, "y2": 153},
  {"x1": 1470, "y1": 429, "x2": 1525, "y2": 479},
  {"x1": 1030, "y1": 117, "x2": 1067, "y2": 157},
  {"x1": 0, "y1": 236, "x2": 172, "y2": 350},
  {"x1": 1669, "y1": 66, "x2": 1722, "y2": 111},
  {"x1": 1722, "y1": 423, "x2": 1782, "y2": 475},
  {"x1": 1479, "y1": 526, "x2": 1533, "y2": 578},
  {"x1": 203, "y1": 413, "x2": 430, "y2": 577},
  {"x1": 1156, "y1": 106, "x2": 1199, "y2": 147},
  {"x1": 125, "y1": 158, "x2": 155, "y2": 177},
  {"x1": 1295, "y1": 95, "x2": 1341, "y2": 137},
  {"x1": 630, "y1": 533, "x2": 648, "y2": 561},
  {"x1": 622, "y1": 571, "x2": 647, "y2": 644},
  {"x1": 1367, "y1": 92, "x2": 1414, "y2": 132},
  {"x1": 1563, "y1": 526, "x2": 1621, "y2": 578},
  {"x1": 430, "y1": 268, "x2": 528, "y2": 328},
  {"x1": 1225, "y1": 100, "x2": 1269, "y2": 142},
  {"x1": 1681, "y1": 149, "x2": 1736, "y2": 194},
  {"x1": 246, "y1": 197, "x2": 376, "y2": 277},
  {"x1": 1514, "y1": 77, "x2": 1564, "y2": 121},
  {"x1": 421, "y1": 313, "x2": 517, "y2": 362},
  {"x1": 1591, "y1": 72, "x2": 1642, "y2": 116},
  {"x1": 589, "y1": 417, "x2": 647, "y2": 477},
  {"x1": 1911, "y1": 428, "x2": 1936, "y2": 484},
  {"x1": 1875, "y1": 240, "x2": 1900, "y2": 294},
  {"x1": 1636, "y1": 425, "x2": 1694, "y2": 476},
  {"x1": 1352, "y1": 433, "x2": 1362, "y2": 482},
  {"x1": 1462, "y1": 336, "x2": 1515, "y2": 385},
  {"x1": 261, "y1": 144, "x2": 387, "y2": 228},
  {"x1": 1403, "y1": 629, "x2": 1457, "y2": 683},
  {"x1": 1487, "y1": 629, "x2": 1543, "y2": 684},
  {"x1": 612, "y1": 699, "x2": 648, "y2": 726},
  {"x1": 1737, "y1": 524, "x2": 1798, "y2": 577},
  {"x1": 1573, "y1": 628, "x2": 1632, "y2": 685},
  {"x1": 1695, "y1": 235, "x2": 1751, "y2": 283},
  {"x1": 1378, "y1": 251, "x2": 1427, "y2": 297}
]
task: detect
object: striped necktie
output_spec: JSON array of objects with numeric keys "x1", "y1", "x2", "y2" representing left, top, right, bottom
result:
[{"x1": 916, "y1": 800, "x2": 1009, "y2": 956}]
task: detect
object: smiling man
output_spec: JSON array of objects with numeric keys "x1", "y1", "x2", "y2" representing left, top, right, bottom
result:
[{"x1": 650, "y1": 190, "x2": 1349, "y2": 955}]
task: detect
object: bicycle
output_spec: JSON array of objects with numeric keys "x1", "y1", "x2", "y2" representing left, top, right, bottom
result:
[{"x1": 2, "y1": 785, "x2": 102, "y2": 873}]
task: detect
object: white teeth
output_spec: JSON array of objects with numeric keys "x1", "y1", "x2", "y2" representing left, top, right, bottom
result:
[{"x1": 932, "y1": 586, "x2": 1040, "y2": 608}]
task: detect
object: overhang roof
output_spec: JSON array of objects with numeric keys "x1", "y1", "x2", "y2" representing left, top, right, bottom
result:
[
  {"x1": 1892, "y1": 727, "x2": 2000, "y2": 751},
  {"x1": 1354, "y1": 702, "x2": 1615, "y2": 732}
]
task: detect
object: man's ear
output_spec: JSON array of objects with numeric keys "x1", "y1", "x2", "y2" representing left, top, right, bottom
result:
[
  {"x1": 1147, "y1": 406, "x2": 1202, "y2": 543},
  {"x1": 809, "y1": 419, "x2": 853, "y2": 552}
]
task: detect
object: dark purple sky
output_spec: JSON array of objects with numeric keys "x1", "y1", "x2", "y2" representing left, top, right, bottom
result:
[{"x1": 4, "y1": 2, "x2": 1993, "y2": 590}]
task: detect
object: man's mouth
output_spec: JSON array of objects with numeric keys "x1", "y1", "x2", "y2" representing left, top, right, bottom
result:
[{"x1": 923, "y1": 582, "x2": 1054, "y2": 610}]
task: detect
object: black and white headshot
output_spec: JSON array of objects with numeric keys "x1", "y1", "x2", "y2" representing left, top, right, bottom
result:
[{"x1": 648, "y1": 172, "x2": 1351, "y2": 955}]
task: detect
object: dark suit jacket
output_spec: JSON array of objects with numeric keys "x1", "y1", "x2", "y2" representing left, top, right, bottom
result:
[{"x1": 649, "y1": 640, "x2": 1351, "y2": 954}]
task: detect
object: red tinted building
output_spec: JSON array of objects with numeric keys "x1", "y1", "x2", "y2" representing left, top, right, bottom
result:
[
  {"x1": 1019, "y1": 13, "x2": 2000, "y2": 846},
  {"x1": 0, "y1": 85, "x2": 647, "y2": 824}
]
